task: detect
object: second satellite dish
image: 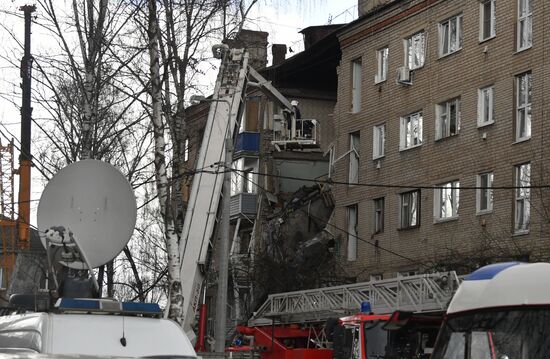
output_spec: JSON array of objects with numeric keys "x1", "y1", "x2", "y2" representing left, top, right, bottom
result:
[{"x1": 37, "y1": 160, "x2": 137, "y2": 269}]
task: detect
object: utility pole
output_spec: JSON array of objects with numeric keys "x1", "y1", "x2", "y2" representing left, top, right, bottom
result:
[
  {"x1": 215, "y1": 137, "x2": 233, "y2": 352},
  {"x1": 17, "y1": 4, "x2": 36, "y2": 250}
]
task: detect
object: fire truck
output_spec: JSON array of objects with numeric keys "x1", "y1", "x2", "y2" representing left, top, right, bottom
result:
[{"x1": 228, "y1": 271, "x2": 460, "y2": 359}]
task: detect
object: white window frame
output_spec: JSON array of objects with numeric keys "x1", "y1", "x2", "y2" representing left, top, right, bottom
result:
[
  {"x1": 370, "y1": 274, "x2": 383, "y2": 282},
  {"x1": 349, "y1": 131, "x2": 360, "y2": 185},
  {"x1": 374, "y1": 197, "x2": 384, "y2": 234},
  {"x1": 351, "y1": 58, "x2": 362, "y2": 113},
  {"x1": 478, "y1": 86, "x2": 494, "y2": 127},
  {"x1": 372, "y1": 124, "x2": 385, "y2": 159},
  {"x1": 400, "y1": 112, "x2": 423, "y2": 150},
  {"x1": 375, "y1": 47, "x2": 389, "y2": 83},
  {"x1": 435, "y1": 98, "x2": 461, "y2": 140},
  {"x1": 479, "y1": 0, "x2": 496, "y2": 42},
  {"x1": 517, "y1": 0, "x2": 532, "y2": 51},
  {"x1": 477, "y1": 172, "x2": 494, "y2": 214},
  {"x1": 347, "y1": 204, "x2": 358, "y2": 261},
  {"x1": 515, "y1": 163, "x2": 530, "y2": 233},
  {"x1": 516, "y1": 72, "x2": 532, "y2": 141},
  {"x1": 404, "y1": 32, "x2": 426, "y2": 70},
  {"x1": 439, "y1": 14, "x2": 463, "y2": 57},
  {"x1": 397, "y1": 270, "x2": 418, "y2": 278},
  {"x1": 400, "y1": 190, "x2": 420, "y2": 229},
  {"x1": 435, "y1": 180, "x2": 460, "y2": 221}
]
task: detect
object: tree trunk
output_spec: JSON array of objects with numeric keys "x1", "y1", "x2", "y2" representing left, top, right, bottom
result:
[{"x1": 147, "y1": 0, "x2": 184, "y2": 325}]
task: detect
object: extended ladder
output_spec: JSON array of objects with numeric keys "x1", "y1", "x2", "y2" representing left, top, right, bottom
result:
[{"x1": 250, "y1": 272, "x2": 460, "y2": 325}]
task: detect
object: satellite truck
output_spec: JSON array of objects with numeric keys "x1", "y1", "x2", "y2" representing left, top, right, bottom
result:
[
  {"x1": 0, "y1": 160, "x2": 197, "y2": 358},
  {"x1": 430, "y1": 262, "x2": 550, "y2": 358}
]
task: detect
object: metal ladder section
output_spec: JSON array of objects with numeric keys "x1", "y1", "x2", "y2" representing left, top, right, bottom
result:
[{"x1": 249, "y1": 272, "x2": 460, "y2": 325}]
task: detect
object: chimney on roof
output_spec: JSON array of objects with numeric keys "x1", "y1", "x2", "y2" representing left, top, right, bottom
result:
[
  {"x1": 224, "y1": 29, "x2": 268, "y2": 69},
  {"x1": 272, "y1": 44, "x2": 287, "y2": 66},
  {"x1": 358, "y1": 0, "x2": 395, "y2": 17}
]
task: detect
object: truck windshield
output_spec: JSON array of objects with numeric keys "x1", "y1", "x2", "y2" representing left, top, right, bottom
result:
[
  {"x1": 432, "y1": 308, "x2": 550, "y2": 359},
  {"x1": 364, "y1": 321, "x2": 387, "y2": 358}
]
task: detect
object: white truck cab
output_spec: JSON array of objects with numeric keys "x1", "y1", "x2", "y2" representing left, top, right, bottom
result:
[{"x1": 0, "y1": 298, "x2": 197, "y2": 358}]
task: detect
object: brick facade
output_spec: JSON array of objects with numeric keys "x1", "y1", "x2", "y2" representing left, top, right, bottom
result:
[{"x1": 331, "y1": 0, "x2": 550, "y2": 280}]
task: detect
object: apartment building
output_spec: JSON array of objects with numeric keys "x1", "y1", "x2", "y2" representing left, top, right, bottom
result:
[{"x1": 330, "y1": 0, "x2": 550, "y2": 280}]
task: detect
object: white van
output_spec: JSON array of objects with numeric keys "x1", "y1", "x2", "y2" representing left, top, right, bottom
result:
[{"x1": 0, "y1": 298, "x2": 197, "y2": 358}]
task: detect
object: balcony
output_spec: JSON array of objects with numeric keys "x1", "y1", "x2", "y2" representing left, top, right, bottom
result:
[
  {"x1": 230, "y1": 192, "x2": 258, "y2": 219},
  {"x1": 235, "y1": 131, "x2": 260, "y2": 155}
]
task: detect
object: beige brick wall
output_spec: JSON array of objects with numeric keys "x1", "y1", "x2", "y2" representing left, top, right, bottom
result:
[{"x1": 332, "y1": 0, "x2": 550, "y2": 281}]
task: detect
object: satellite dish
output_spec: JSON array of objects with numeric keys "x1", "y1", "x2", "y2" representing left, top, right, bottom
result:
[{"x1": 37, "y1": 160, "x2": 136, "y2": 269}]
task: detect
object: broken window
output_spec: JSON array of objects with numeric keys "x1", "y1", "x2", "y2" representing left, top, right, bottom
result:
[
  {"x1": 231, "y1": 158, "x2": 257, "y2": 195},
  {"x1": 351, "y1": 58, "x2": 362, "y2": 113},
  {"x1": 435, "y1": 180, "x2": 460, "y2": 220},
  {"x1": 374, "y1": 197, "x2": 384, "y2": 234},
  {"x1": 373, "y1": 124, "x2": 385, "y2": 159},
  {"x1": 231, "y1": 159, "x2": 244, "y2": 196},
  {"x1": 436, "y1": 98, "x2": 460, "y2": 140},
  {"x1": 439, "y1": 14, "x2": 463, "y2": 57},
  {"x1": 349, "y1": 131, "x2": 360, "y2": 185},
  {"x1": 375, "y1": 47, "x2": 388, "y2": 83},
  {"x1": 480, "y1": 0, "x2": 496, "y2": 41},
  {"x1": 347, "y1": 204, "x2": 358, "y2": 261},
  {"x1": 478, "y1": 85, "x2": 494, "y2": 127},
  {"x1": 405, "y1": 32, "x2": 425, "y2": 70},
  {"x1": 517, "y1": 0, "x2": 532, "y2": 51},
  {"x1": 477, "y1": 172, "x2": 494, "y2": 213},
  {"x1": 516, "y1": 72, "x2": 532, "y2": 141},
  {"x1": 400, "y1": 190, "x2": 419, "y2": 229},
  {"x1": 400, "y1": 112, "x2": 423, "y2": 150},
  {"x1": 515, "y1": 163, "x2": 530, "y2": 233}
]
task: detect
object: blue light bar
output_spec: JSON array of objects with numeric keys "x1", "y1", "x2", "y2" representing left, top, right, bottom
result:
[
  {"x1": 55, "y1": 298, "x2": 162, "y2": 317},
  {"x1": 121, "y1": 301, "x2": 162, "y2": 314}
]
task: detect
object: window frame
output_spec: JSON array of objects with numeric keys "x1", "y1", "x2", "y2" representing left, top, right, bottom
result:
[
  {"x1": 349, "y1": 131, "x2": 361, "y2": 185},
  {"x1": 375, "y1": 47, "x2": 389, "y2": 83},
  {"x1": 477, "y1": 172, "x2": 494, "y2": 214},
  {"x1": 439, "y1": 14, "x2": 463, "y2": 57},
  {"x1": 517, "y1": 0, "x2": 533, "y2": 52},
  {"x1": 477, "y1": 85, "x2": 495, "y2": 127},
  {"x1": 435, "y1": 97, "x2": 461, "y2": 140},
  {"x1": 516, "y1": 72, "x2": 532, "y2": 142},
  {"x1": 399, "y1": 190, "x2": 420, "y2": 229},
  {"x1": 434, "y1": 180, "x2": 460, "y2": 221},
  {"x1": 373, "y1": 124, "x2": 385, "y2": 159},
  {"x1": 347, "y1": 203, "x2": 358, "y2": 261},
  {"x1": 404, "y1": 31, "x2": 426, "y2": 70},
  {"x1": 183, "y1": 138, "x2": 190, "y2": 162},
  {"x1": 479, "y1": 0, "x2": 496, "y2": 42},
  {"x1": 374, "y1": 197, "x2": 385, "y2": 234},
  {"x1": 400, "y1": 112, "x2": 423, "y2": 151},
  {"x1": 351, "y1": 58, "x2": 362, "y2": 113},
  {"x1": 514, "y1": 163, "x2": 530, "y2": 233}
]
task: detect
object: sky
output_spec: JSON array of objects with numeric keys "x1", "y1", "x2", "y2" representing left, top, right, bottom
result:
[{"x1": 0, "y1": 0, "x2": 358, "y2": 223}]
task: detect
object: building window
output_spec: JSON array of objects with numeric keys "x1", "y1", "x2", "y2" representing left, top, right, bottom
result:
[
  {"x1": 480, "y1": 0, "x2": 496, "y2": 41},
  {"x1": 375, "y1": 47, "x2": 388, "y2": 83},
  {"x1": 400, "y1": 112, "x2": 423, "y2": 150},
  {"x1": 347, "y1": 204, "x2": 358, "y2": 261},
  {"x1": 435, "y1": 180, "x2": 460, "y2": 220},
  {"x1": 477, "y1": 172, "x2": 494, "y2": 213},
  {"x1": 374, "y1": 197, "x2": 384, "y2": 234},
  {"x1": 370, "y1": 274, "x2": 383, "y2": 282},
  {"x1": 517, "y1": 0, "x2": 532, "y2": 51},
  {"x1": 400, "y1": 190, "x2": 420, "y2": 229},
  {"x1": 478, "y1": 86, "x2": 494, "y2": 127},
  {"x1": 397, "y1": 270, "x2": 418, "y2": 278},
  {"x1": 183, "y1": 138, "x2": 189, "y2": 162},
  {"x1": 373, "y1": 124, "x2": 385, "y2": 159},
  {"x1": 436, "y1": 98, "x2": 460, "y2": 140},
  {"x1": 516, "y1": 72, "x2": 532, "y2": 141},
  {"x1": 439, "y1": 14, "x2": 463, "y2": 57},
  {"x1": 405, "y1": 32, "x2": 426, "y2": 70},
  {"x1": 351, "y1": 58, "x2": 362, "y2": 113},
  {"x1": 349, "y1": 131, "x2": 360, "y2": 185},
  {"x1": 515, "y1": 163, "x2": 530, "y2": 233},
  {"x1": 231, "y1": 158, "x2": 256, "y2": 195}
]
